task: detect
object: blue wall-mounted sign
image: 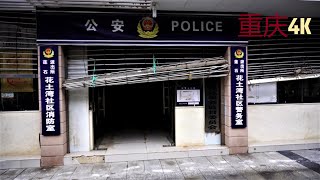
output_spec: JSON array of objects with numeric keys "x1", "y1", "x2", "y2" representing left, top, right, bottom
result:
[
  {"x1": 231, "y1": 46, "x2": 247, "y2": 128},
  {"x1": 40, "y1": 45, "x2": 60, "y2": 136},
  {"x1": 36, "y1": 11, "x2": 247, "y2": 46}
]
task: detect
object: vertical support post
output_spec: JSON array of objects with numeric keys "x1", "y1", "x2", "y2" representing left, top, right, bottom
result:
[
  {"x1": 39, "y1": 46, "x2": 67, "y2": 166},
  {"x1": 68, "y1": 47, "x2": 90, "y2": 152},
  {"x1": 221, "y1": 47, "x2": 248, "y2": 154}
]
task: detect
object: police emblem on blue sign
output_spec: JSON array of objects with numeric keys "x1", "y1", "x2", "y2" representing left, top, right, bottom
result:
[
  {"x1": 137, "y1": 17, "x2": 159, "y2": 39},
  {"x1": 234, "y1": 49, "x2": 244, "y2": 59},
  {"x1": 40, "y1": 46, "x2": 60, "y2": 136},
  {"x1": 43, "y1": 47, "x2": 54, "y2": 58},
  {"x1": 231, "y1": 46, "x2": 247, "y2": 129}
]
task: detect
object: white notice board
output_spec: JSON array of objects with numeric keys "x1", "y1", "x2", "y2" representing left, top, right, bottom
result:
[
  {"x1": 248, "y1": 82, "x2": 277, "y2": 103},
  {"x1": 177, "y1": 89, "x2": 200, "y2": 105}
]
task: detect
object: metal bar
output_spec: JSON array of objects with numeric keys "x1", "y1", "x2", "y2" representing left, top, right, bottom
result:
[
  {"x1": 248, "y1": 46, "x2": 320, "y2": 52},
  {"x1": 0, "y1": 58, "x2": 37, "y2": 60},
  {"x1": 57, "y1": 0, "x2": 151, "y2": 3},
  {"x1": 0, "y1": 47, "x2": 37, "y2": 50},
  {"x1": 249, "y1": 55, "x2": 320, "y2": 61},
  {"x1": 68, "y1": 52, "x2": 221, "y2": 57},
  {"x1": 249, "y1": 50, "x2": 320, "y2": 57},
  {"x1": 56, "y1": 2, "x2": 150, "y2": 7},
  {"x1": 248, "y1": 42, "x2": 320, "y2": 47},
  {"x1": 0, "y1": 36, "x2": 36, "y2": 40},
  {"x1": 66, "y1": 58, "x2": 226, "y2": 79},
  {"x1": 0, "y1": 20, "x2": 37, "y2": 25},
  {"x1": 63, "y1": 57, "x2": 228, "y2": 89},
  {"x1": 0, "y1": 63, "x2": 37, "y2": 65},
  {"x1": 248, "y1": 73, "x2": 320, "y2": 84},
  {"x1": 249, "y1": 37, "x2": 320, "y2": 42},
  {"x1": 0, "y1": 74, "x2": 37, "y2": 78}
]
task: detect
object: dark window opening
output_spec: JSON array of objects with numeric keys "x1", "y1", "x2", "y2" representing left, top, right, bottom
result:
[
  {"x1": 0, "y1": 78, "x2": 39, "y2": 111},
  {"x1": 278, "y1": 78, "x2": 320, "y2": 103}
]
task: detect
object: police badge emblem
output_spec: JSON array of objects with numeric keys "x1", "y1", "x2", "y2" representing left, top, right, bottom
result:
[
  {"x1": 137, "y1": 17, "x2": 159, "y2": 38},
  {"x1": 43, "y1": 48, "x2": 54, "y2": 58},
  {"x1": 234, "y1": 49, "x2": 244, "y2": 59}
]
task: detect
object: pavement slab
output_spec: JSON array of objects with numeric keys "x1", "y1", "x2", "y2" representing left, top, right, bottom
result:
[
  {"x1": 109, "y1": 161, "x2": 128, "y2": 179},
  {"x1": 126, "y1": 161, "x2": 145, "y2": 180},
  {"x1": 238, "y1": 153, "x2": 278, "y2": 179},
  {"x1": 278, "y1": 150, "x2": 320, "y2": 178},
  {"x1": 160, "y1": 159, "x2": 185, "y2": 179},
  {"x1": 223, "y1": 155, "x2": 265, "y2": 180},
  {"x1": 51, "y1": 165, "x2": 77, "y2": 180},
  {"x1": 0, "y1": 169, "x2": 24, "y2": 180},
  {"x1": 257, "y1": 152, "x2": 307, "y2": 180},
  {"x1": 0, "y1": 169, "x2": 7, "y2": 175},
  {"x1": 292, "y1": 149, "x2": 320, "y2": 163},
  {"x1": 143, "y1": 159, "x2": 165, "y2": 180},
  {"x1": 248, "y1": 152, "x2": 301, "y2": 180},
  {"x1": 33, "y1": 166, "x2": 61, "y2": 179},
  {"x1": 70, "y1": 164, "x2": 94, "y2": 179},
  {"x1": 191, "y1": 156, "x2": 225, "y2": 180},
  {"x1": 265, "y1": 151, "x2": 320, "y2": 179},
  {"x1": 14, "y1": 167, "x2": 42, "y2": 180},
  {"x1": 91, "y1": 163, "x2": 111, "y2": 179},
  {"x1": 175, "y1": 158, "x2": 205, "y2": 180},
  {"x1": 206, "y1": 155, "x2": 246, "y2": 180},
  {"x1": 1, "y1": 150, "x2": 320, "y2": 180}
]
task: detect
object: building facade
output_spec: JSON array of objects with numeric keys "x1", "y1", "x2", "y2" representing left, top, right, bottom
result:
[{"x1": 0, "y1": 8, "x2": 319, "y2": 168}]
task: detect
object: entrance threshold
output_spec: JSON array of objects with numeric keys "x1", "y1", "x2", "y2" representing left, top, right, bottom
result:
[{"x1": 64, "y1": 145, "x2": 229, "y2": 164}]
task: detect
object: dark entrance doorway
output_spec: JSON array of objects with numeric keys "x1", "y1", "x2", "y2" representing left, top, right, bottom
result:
[{"x1": 90, "y1": 81, "x2": 175, "y2": 150}]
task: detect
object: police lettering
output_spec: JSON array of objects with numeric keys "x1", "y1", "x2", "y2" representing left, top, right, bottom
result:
[{"x1": 171, "y1": 21, "x2": 223, "y2": 32}]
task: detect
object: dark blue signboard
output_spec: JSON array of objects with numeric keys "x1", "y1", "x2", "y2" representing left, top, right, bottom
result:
[
  {"x1": 36, "y1": 11, "x2": 247, "y2": 45},
  {"x1": 231, "y1": 46, "x2": 247, "y2": 128},
  {"x1": 40, "y1": 46, "x2": 60, "y2": 136}
]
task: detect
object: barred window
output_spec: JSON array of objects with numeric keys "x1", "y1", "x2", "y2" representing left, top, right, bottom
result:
[
  {"x1": 278, "y1": 78, "x2": 320, "y2": 103},
  {"x1": 249, "y1": 78, "x2": 320, "y2": 104},
  {"x1": 0, "y1": 12, "x2": 38, "y2": 111}
]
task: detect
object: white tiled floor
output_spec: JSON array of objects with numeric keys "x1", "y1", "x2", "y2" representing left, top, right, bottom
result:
[
  {"x1": 96, "y1": 130, "x2": 228, "y2": 157},
  {"x1": 97, "y1": 130, "x2": 173, "y2": 155},
  {"x1": 64, "y1": 130, "x2": 228, "y2": 163}
]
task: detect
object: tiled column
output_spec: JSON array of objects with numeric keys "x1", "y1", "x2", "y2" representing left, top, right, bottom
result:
[
  {"x1": 221, "y1": 47, "x2": 248, "y2": 154},
  {"x1": 39, "y1": 46, "x2": 67, "y2": 166}
]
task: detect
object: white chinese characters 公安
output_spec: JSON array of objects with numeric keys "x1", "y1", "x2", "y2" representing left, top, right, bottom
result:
[
  {"x1": 85, "y1": 19, "x2": 98, "y2": 31},
  {"x1": 111, "y1": 19, "x2": 124, "y2": 32}
]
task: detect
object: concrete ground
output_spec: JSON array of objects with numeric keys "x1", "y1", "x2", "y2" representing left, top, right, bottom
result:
[{"x1": 1, "y1": 149, "x2": 320, "y2": 180}]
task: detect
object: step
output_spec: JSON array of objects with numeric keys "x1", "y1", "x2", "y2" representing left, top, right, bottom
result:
[
  {"x1": 0, "y1": 155, "x2": 40, "y2": 169},
  {"x1": 249, "y1": 139, "x2": 320, "y2": 153},
  {"x1": 64, "y1": 145, "x2": 229, "y2": 164}
]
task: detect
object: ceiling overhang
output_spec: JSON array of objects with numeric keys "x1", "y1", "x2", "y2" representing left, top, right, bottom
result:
[
  {"x1": 0, "y1": 0, "x2": 152, "y2": 11},
  {"x1": 1, "y1": 0, "x2": 320, "y2": 17}
]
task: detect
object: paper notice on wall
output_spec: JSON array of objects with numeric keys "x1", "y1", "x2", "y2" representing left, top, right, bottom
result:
[
  {"x1": 1, "y1": 78, "x2": 33, "y2": 92},
  {"x1": 1, "y1": 92, "x2": 14, "y2": 98},
  {"x1": 248, "y1": 82, "x2": 277, "y2": 103},
  {"x1": 177, "y1": 89, "x2": 200, "y2": 103},
  {"x1": 0, "y1": 51, "x2": 34, "y2": 92}
]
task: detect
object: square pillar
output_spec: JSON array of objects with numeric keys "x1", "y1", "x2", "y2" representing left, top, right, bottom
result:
[
  {"x1": 38, "y1": 46, "x2": 67, "y2": 166},
  {"x1": 221, "y1": 47, "x2": 248, "y2": 154},
  {"x1": 67, "y1": 47, "x2": 91, "y2": 152}
]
